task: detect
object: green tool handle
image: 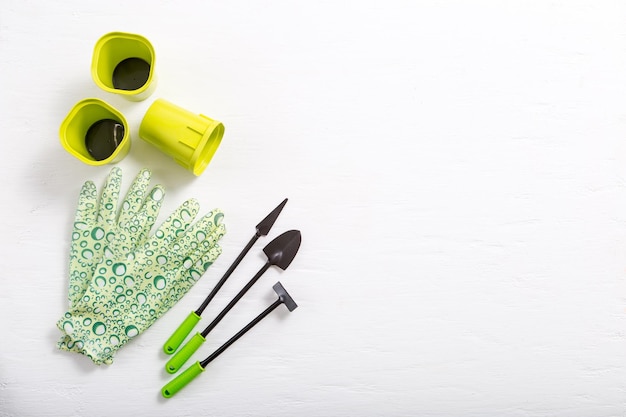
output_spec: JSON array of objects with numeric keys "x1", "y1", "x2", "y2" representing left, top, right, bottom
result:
[
  {"x1": 162, "y1": 361, "x2": 205, "y2": 398},
  {"x1": 166, "y1": 332, "x2": 206, "y2": 374},
  {"x1": 163, "y1": 311, "x2": 201, "y2": 354}
]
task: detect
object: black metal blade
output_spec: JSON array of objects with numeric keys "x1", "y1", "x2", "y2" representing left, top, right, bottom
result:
[
  {"x1": 256, "y1": 198, "x2": 288, "y2": 236},
  {"x1": 263, "y1": 230, "x2": 301, "y2": 270}
]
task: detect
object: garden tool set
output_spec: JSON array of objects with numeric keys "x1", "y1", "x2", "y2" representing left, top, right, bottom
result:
[
  {"x1": 163, "y1": 198, "x2": 289, "y2": 354},
  {"x1": 55, "y1": 31, "x2": 304, "y2": 398},
  {"x1": 164, "y1": 229, "x2": 301, "y2": 375}
]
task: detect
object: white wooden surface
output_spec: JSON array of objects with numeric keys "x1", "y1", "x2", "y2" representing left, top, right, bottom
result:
[{"x1": 2, "y1": 1, "x2": 626, "y2": 415}]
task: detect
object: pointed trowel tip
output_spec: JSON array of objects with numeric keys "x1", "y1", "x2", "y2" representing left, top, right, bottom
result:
[
  {"x1": 256, "y1": 198, "x2": 288, "y2": 236},
  {"x1": 263, "y1": 230, "x2": 301, "y2": 270}
]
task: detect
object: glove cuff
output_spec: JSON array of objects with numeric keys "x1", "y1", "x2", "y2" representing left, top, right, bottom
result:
[{"x1": 57, "y1": 310, "x2": 134, "y2": 365}]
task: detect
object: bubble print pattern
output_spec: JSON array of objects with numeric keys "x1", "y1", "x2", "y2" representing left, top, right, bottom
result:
[
  {"x1": 59, "y1": 168, "x2": 167, "y2": 359},
  {"x1": 66, "y1": 168, "x2": 164, "y2": 309},
  {"x1": 57, "y1": 199, "x2": 226, "y2": 365}
]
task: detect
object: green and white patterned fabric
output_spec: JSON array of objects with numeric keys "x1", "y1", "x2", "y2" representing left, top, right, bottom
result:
[
  {"x1": 57, "y1": 168, "x2": 225, "y2": 364},
  {"x1": 65, "y1": 168, "x2": 164, "y2": 309}
]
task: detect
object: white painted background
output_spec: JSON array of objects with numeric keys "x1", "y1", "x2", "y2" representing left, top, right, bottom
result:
[{"x1": 1, "y1": 1, "x2": 626, "y2": 415}]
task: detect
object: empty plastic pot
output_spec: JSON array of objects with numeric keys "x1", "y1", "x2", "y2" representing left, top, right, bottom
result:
[{"x1": 139, "y1": 98, "x2": 224, "y2": 176}]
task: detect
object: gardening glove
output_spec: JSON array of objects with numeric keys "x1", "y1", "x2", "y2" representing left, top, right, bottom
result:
[
  {"x1": 67, "y1": 167, "x2": 164, "y2": 308},
  {"x1": 58, "y1": 200, "x2": 225, "y2": 364},
  {"x1": 58, "y1": 168, "x2": 165, "y2": 355}
]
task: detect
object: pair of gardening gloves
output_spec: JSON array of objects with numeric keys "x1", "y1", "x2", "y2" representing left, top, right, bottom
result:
[{"x1": 56, "y1": 168, "x2": 226, "y2": 364}]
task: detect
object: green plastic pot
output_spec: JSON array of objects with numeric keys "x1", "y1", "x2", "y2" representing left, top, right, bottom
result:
[
  {"x1": 91, "y1": 32, "x2": 157, "y2": 101},
  {"x1": 59, "y1": 98, "x2": 130, "y2": 165},
  {"x1": 139, "y1": 99, "x2": 224, "y2": 176}
]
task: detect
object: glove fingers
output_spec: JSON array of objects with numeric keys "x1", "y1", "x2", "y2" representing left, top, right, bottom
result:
[
  {"x1": 67, "y1": 169, "x2": 121, "y2": 309},
  {"x1": 120, "y1": 185, "x2": 165, "y2": 251},
  {"x1": 154, "y1": 244, "x2": 223, "y2": 314},
  {"x1": 149, "y1": 199, "x2": 200, "y2": 247},
  {"x1": 173, "y1": 209, "x2": 225, "y2": 256},
  {"x1": 117, "y1": 169, "x2": 153, "y2": 227},
  {"x1": 97, "y1": 167, "x2": 122, "y2": 226},
  {"x1": 176, "y1": 220, "x2": 225, "y2": 273},
  {"x1": 134, "y1": 185, "x2": 165, "y2": 242},
  {"x1": 73, "y1": 181, "x2": 98, "y2": 228},
  {"x1": 67, "y1": 181, "x2": 101, "y2": 307},
  {"x1": 187, "y1": 240, "x2": 224, "y2": 283},
  {"x1": 165, "y1": 223, "x2": 225, "y2": 302},
  {"x1": 147, "y1": 214, "x2": 225, "y2": 311}
]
